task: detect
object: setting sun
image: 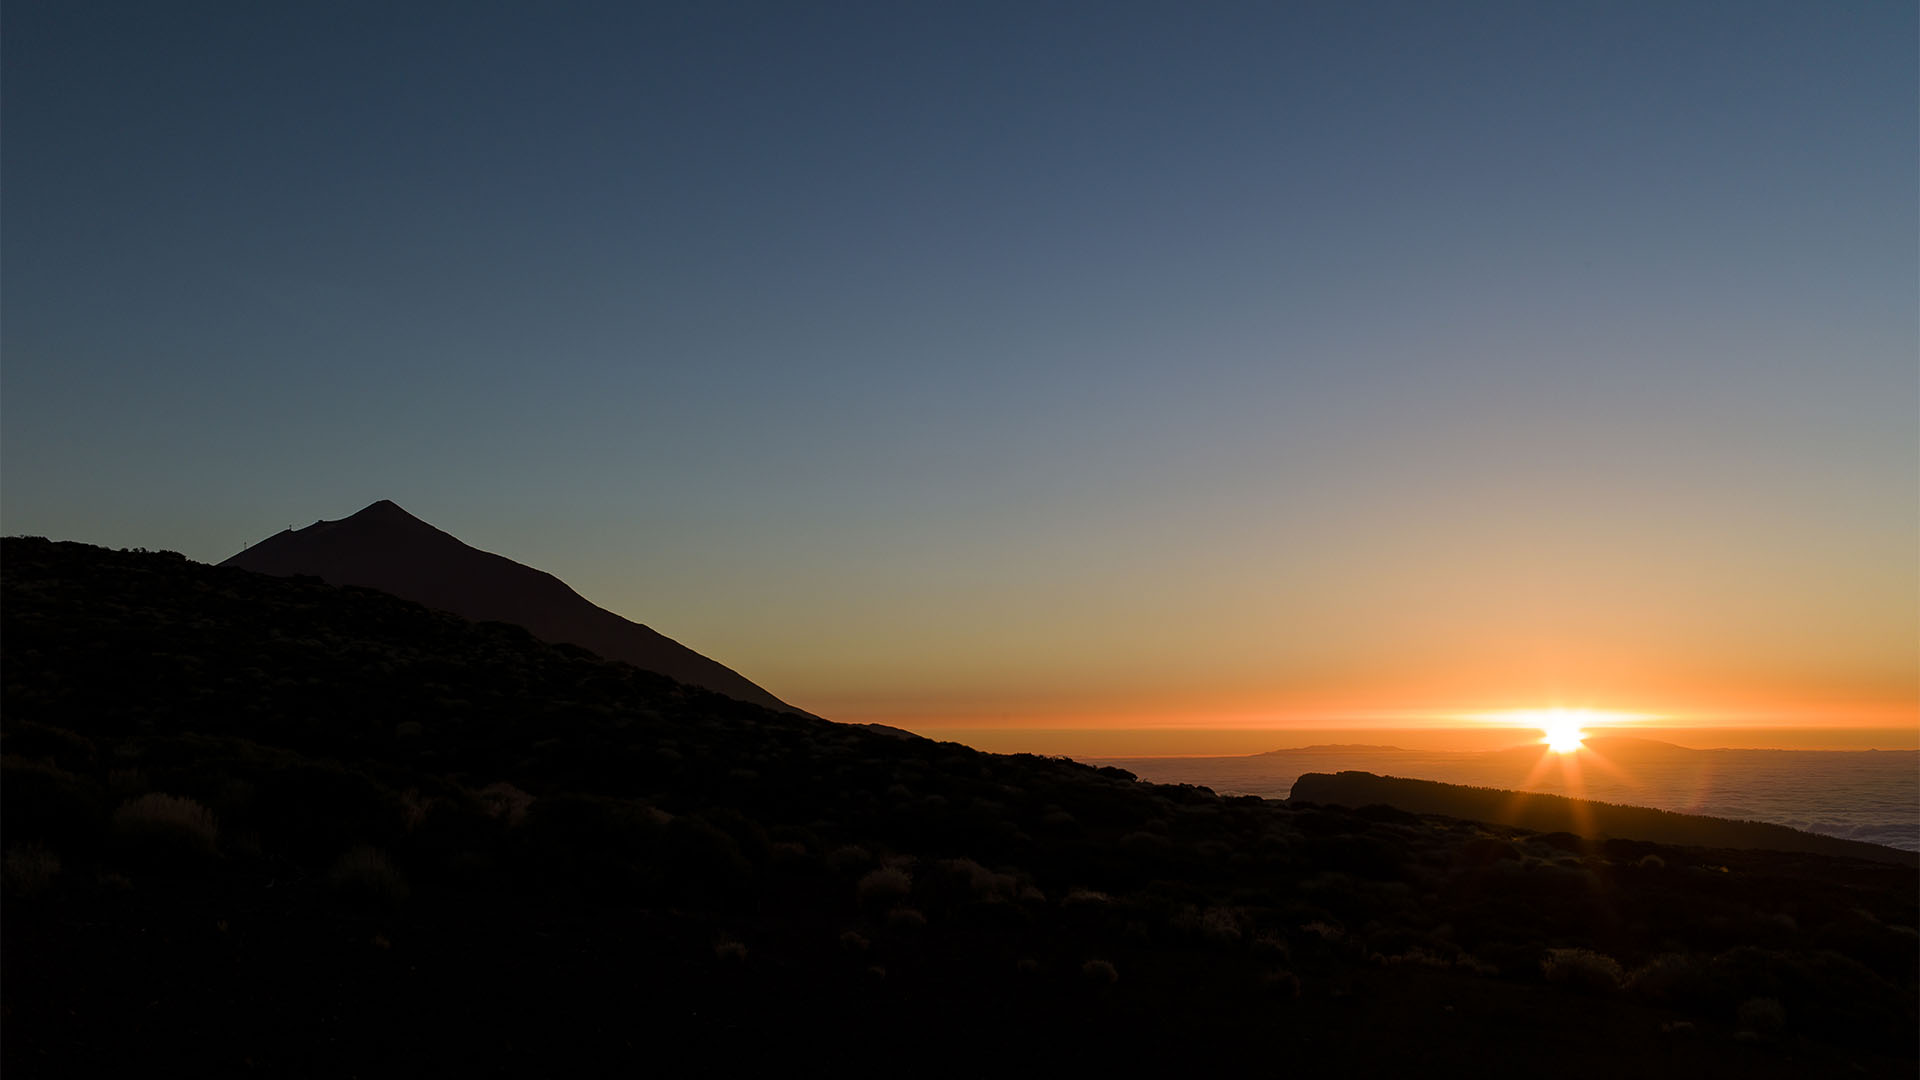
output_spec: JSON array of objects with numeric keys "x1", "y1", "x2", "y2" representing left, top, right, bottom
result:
[
  {"x1": 1481, "y1": 707, "x2": 1626, "y2": 754},
  {"x1": 1542, "y1": 721, "x2": 1586, "y2": 754}
]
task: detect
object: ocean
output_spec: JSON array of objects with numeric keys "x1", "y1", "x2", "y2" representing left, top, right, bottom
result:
[{"x1": 1089, "y1": 740, "x2": 1920, "y2": 852}]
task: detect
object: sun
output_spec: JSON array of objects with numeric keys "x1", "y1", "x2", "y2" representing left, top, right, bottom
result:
[
  {"x1": 1541, "y1": 719, "x2": 1587, "y2": 754},
  {"x1": 1491, "y1": 707, "x2": 1604, "y2": 753},
  {"x1": 1468, "y1": 705, "x2": 1657, "y2": 754}
]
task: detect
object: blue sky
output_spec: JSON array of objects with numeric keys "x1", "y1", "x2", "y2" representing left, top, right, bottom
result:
[{"x1": 5, "y1": 2, "x2": 1915, "y2": 737}]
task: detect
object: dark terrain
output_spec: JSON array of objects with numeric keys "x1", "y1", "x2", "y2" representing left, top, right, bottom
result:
[{"x1": 4, "y1": 538, "x2": 1915, "y2": 1076}]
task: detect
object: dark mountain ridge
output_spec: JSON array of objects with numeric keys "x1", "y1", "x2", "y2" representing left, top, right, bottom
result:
[{"x1": 220, "y1": 499, "x2": 806, "y2": 715}]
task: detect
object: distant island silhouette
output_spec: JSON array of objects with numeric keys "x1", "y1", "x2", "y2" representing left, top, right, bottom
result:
[
  {"x1": 1289, "y1": 771, "x2": 1915, "y2": 867},
  {"x1": 220, "y1": 499, "x2": 807, "y2": 716},
  {"x1": 1257, "y1": 744, "x2": 1411, "y2": 754}
]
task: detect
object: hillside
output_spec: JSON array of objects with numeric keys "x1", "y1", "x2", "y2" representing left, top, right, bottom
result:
[
  {"x1": 220, "y1": 499, "x2": 805, "y2": 715},
  {"x1": 1288, "y1": 771, "x2": 1916, "y2": 866},
  {"x1": 3, "y1": 538, "x2": 1915, "y2": 1076}
]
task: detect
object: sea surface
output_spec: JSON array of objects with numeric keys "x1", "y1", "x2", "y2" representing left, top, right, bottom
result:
[{"x1": 1090, "y1": 741, "x2": 1920, "y2": 852}]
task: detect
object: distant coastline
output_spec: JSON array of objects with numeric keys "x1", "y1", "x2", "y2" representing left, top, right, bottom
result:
[
  {"x1": 1085, "y1": 741, "x2": 1920, "y2": 853},
  {"x1": 1290, "y1": 770, "x2": 1917, "y2": 867}
]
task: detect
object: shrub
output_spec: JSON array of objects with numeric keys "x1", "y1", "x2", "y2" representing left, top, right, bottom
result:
[
  {"x1": 1081, "y1": 959, "x2": 1118, "y2": 985},
  {"x1": 827, "y1": 845, "x2": 872, "y2": 871},
  {"x1": 329, "y1": 846, "x2": 409, "y2": 908},
  {"x1": 251, "y1": 763, "x2": 406, "y2": 858},
  {"x1": 1260, "y1": 968, "x2": 1301, "y2": 998},
  {"x1": 1736, "y1": 996, "x2": 1785, "y2": 1036},
  {"x1": 857, "y1": 866, "x2": 912, "y2": 908},
  {"x1": 112, "y1": 792, "x2": 217, "y2": 865},
  {"x1": 663, "y1": 815, "x2": 753, "y2": 905},
  {"x1": 886, "y1": 907, "x2": 927, "y2": 932},
  {"x1": 475, "y1": 782, "x2": 533, "y2": 826},
  {"x1": 1628, "y1": 951, "x2": 1715, "y2": 1007},
  {"x1": 936, "y1": 857, "x2": 1016, "y2": 902},
  {"x1": 1542, "y1": 948, "x2": 1624, "y2": 994},
  {"x1": 1200, "y1": 906, "x2": 1244, "y2": 944},
  {"x1": 769, "y1": 841, "x2": 811, "y2": 866},
  {"x1": 3, "y1": 845, "x2": 61, "y2": 897}
]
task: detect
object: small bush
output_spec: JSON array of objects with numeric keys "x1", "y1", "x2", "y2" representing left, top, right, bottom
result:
[
  {"x1": 1542, "y1": 948, "x2": 1624, "y2": 994},
  {"x1": 1081, "y1": 959, "x2": 1118, "y2": 985},
  {"x1": 475, "y1": 782, "x2": 533, "y2": 826},
  {"x1": 857, "y1": 866, "x2": 912, "y2": 908},
  {"x1": 1200, "y1": 906, "x2": 1244, "y2": 944},
  {"x1": 329, "y1": 846, "x2": 409, "y2": 908},
  {"x1": 112, "y1": 793, "x2": 217, "y2": 865},
  {"x1": 827, "y1": 845, "x2": 872, "y2": 871},
  {"x1": 1259, "y1": 968, "x2": 1301, "y2": 998},
  {"x1": 1628, "y1": 952, "x2": 1714, "y2": 1007},
  {"x1": 1736, "y1": 996, "x2": 1786, "y2": 1036},
  {"x1": 3, "y1": 845, "x2": 61, "y2": 897},
  {"x1": 936, "y1": 857, "x2": 1016, "y2": 901},
  {"x1": 1252, "y1": 933, "x2": 1291, "y2": 962}
]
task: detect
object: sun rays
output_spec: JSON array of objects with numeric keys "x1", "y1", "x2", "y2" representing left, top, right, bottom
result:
[{"x1": 1473, "y1": 708, "x2": 1646, "y2": 820}]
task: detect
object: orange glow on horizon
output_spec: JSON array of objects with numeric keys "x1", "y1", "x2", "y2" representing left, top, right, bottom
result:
[
  {"x1": 825, "y1": 688, "x2": 1917, "y2": 757},
  {"x1": 812, "y1": 693, "x2": 1915, "y2": 735}
]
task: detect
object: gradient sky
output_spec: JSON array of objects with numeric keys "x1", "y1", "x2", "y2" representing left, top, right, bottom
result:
[{"x1": 5, "y1": 2, "x2": 1915, "y2": 745}]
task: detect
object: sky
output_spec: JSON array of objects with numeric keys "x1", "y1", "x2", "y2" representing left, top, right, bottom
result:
[{"x1": 5, "y1": 2, "x2": 1916, "y2": 751}]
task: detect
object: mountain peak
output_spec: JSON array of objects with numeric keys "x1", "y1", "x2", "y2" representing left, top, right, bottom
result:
[
  {"x1": 221, "y1": 502, "x2": 808, "y2": 716},
  {"x1": 342, "y1": 499, "x2": 428, "y2": 525}
]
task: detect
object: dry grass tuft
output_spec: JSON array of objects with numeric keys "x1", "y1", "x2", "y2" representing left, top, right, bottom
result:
[
  {"x1": 1542, "y1": 947, "x2": 1624, "y2": 994},
  {"x1": 328, "y1": 846, "x2": 410, "y2": 907},
  {"x1": 3, "y1": 845, "x2": 61, "y2": 897},
  {"x1": 112, "y1": 793, "x2": 218, "y2": 863}
]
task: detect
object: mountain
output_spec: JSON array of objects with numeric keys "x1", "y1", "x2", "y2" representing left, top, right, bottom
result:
[
  {"x1": 220, "y1": 499, "x2": 806, "y2": 715},
  {"x1": 1577, "y1": 735, "x2": 1703, "y2": 757},
  {"x1": 1255, "y1": 744, "x2": 1409, "y2": 754}
]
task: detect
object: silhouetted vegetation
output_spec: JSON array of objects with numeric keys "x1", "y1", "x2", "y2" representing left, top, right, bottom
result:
[{"x1": 3, "y1": 538, "x2": 1914, "y2": 1077}]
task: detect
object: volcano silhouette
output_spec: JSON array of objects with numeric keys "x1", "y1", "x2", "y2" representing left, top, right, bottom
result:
[{"x1": 221, "y1": 500, "x2": 806, "y2": 715}]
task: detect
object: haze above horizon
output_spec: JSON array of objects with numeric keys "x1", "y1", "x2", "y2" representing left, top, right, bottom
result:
[{"x1": 4, "y1": 3, "x2": 1914, "y2": 750}]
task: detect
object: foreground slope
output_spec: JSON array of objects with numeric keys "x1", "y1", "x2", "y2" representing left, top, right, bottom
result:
[
  {"x1": 220, "y1": 499, "x2": 805, "y2": 714},
  {"x1": 3, "y1": 539, "x2": 1915, "y2": 1077}
]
